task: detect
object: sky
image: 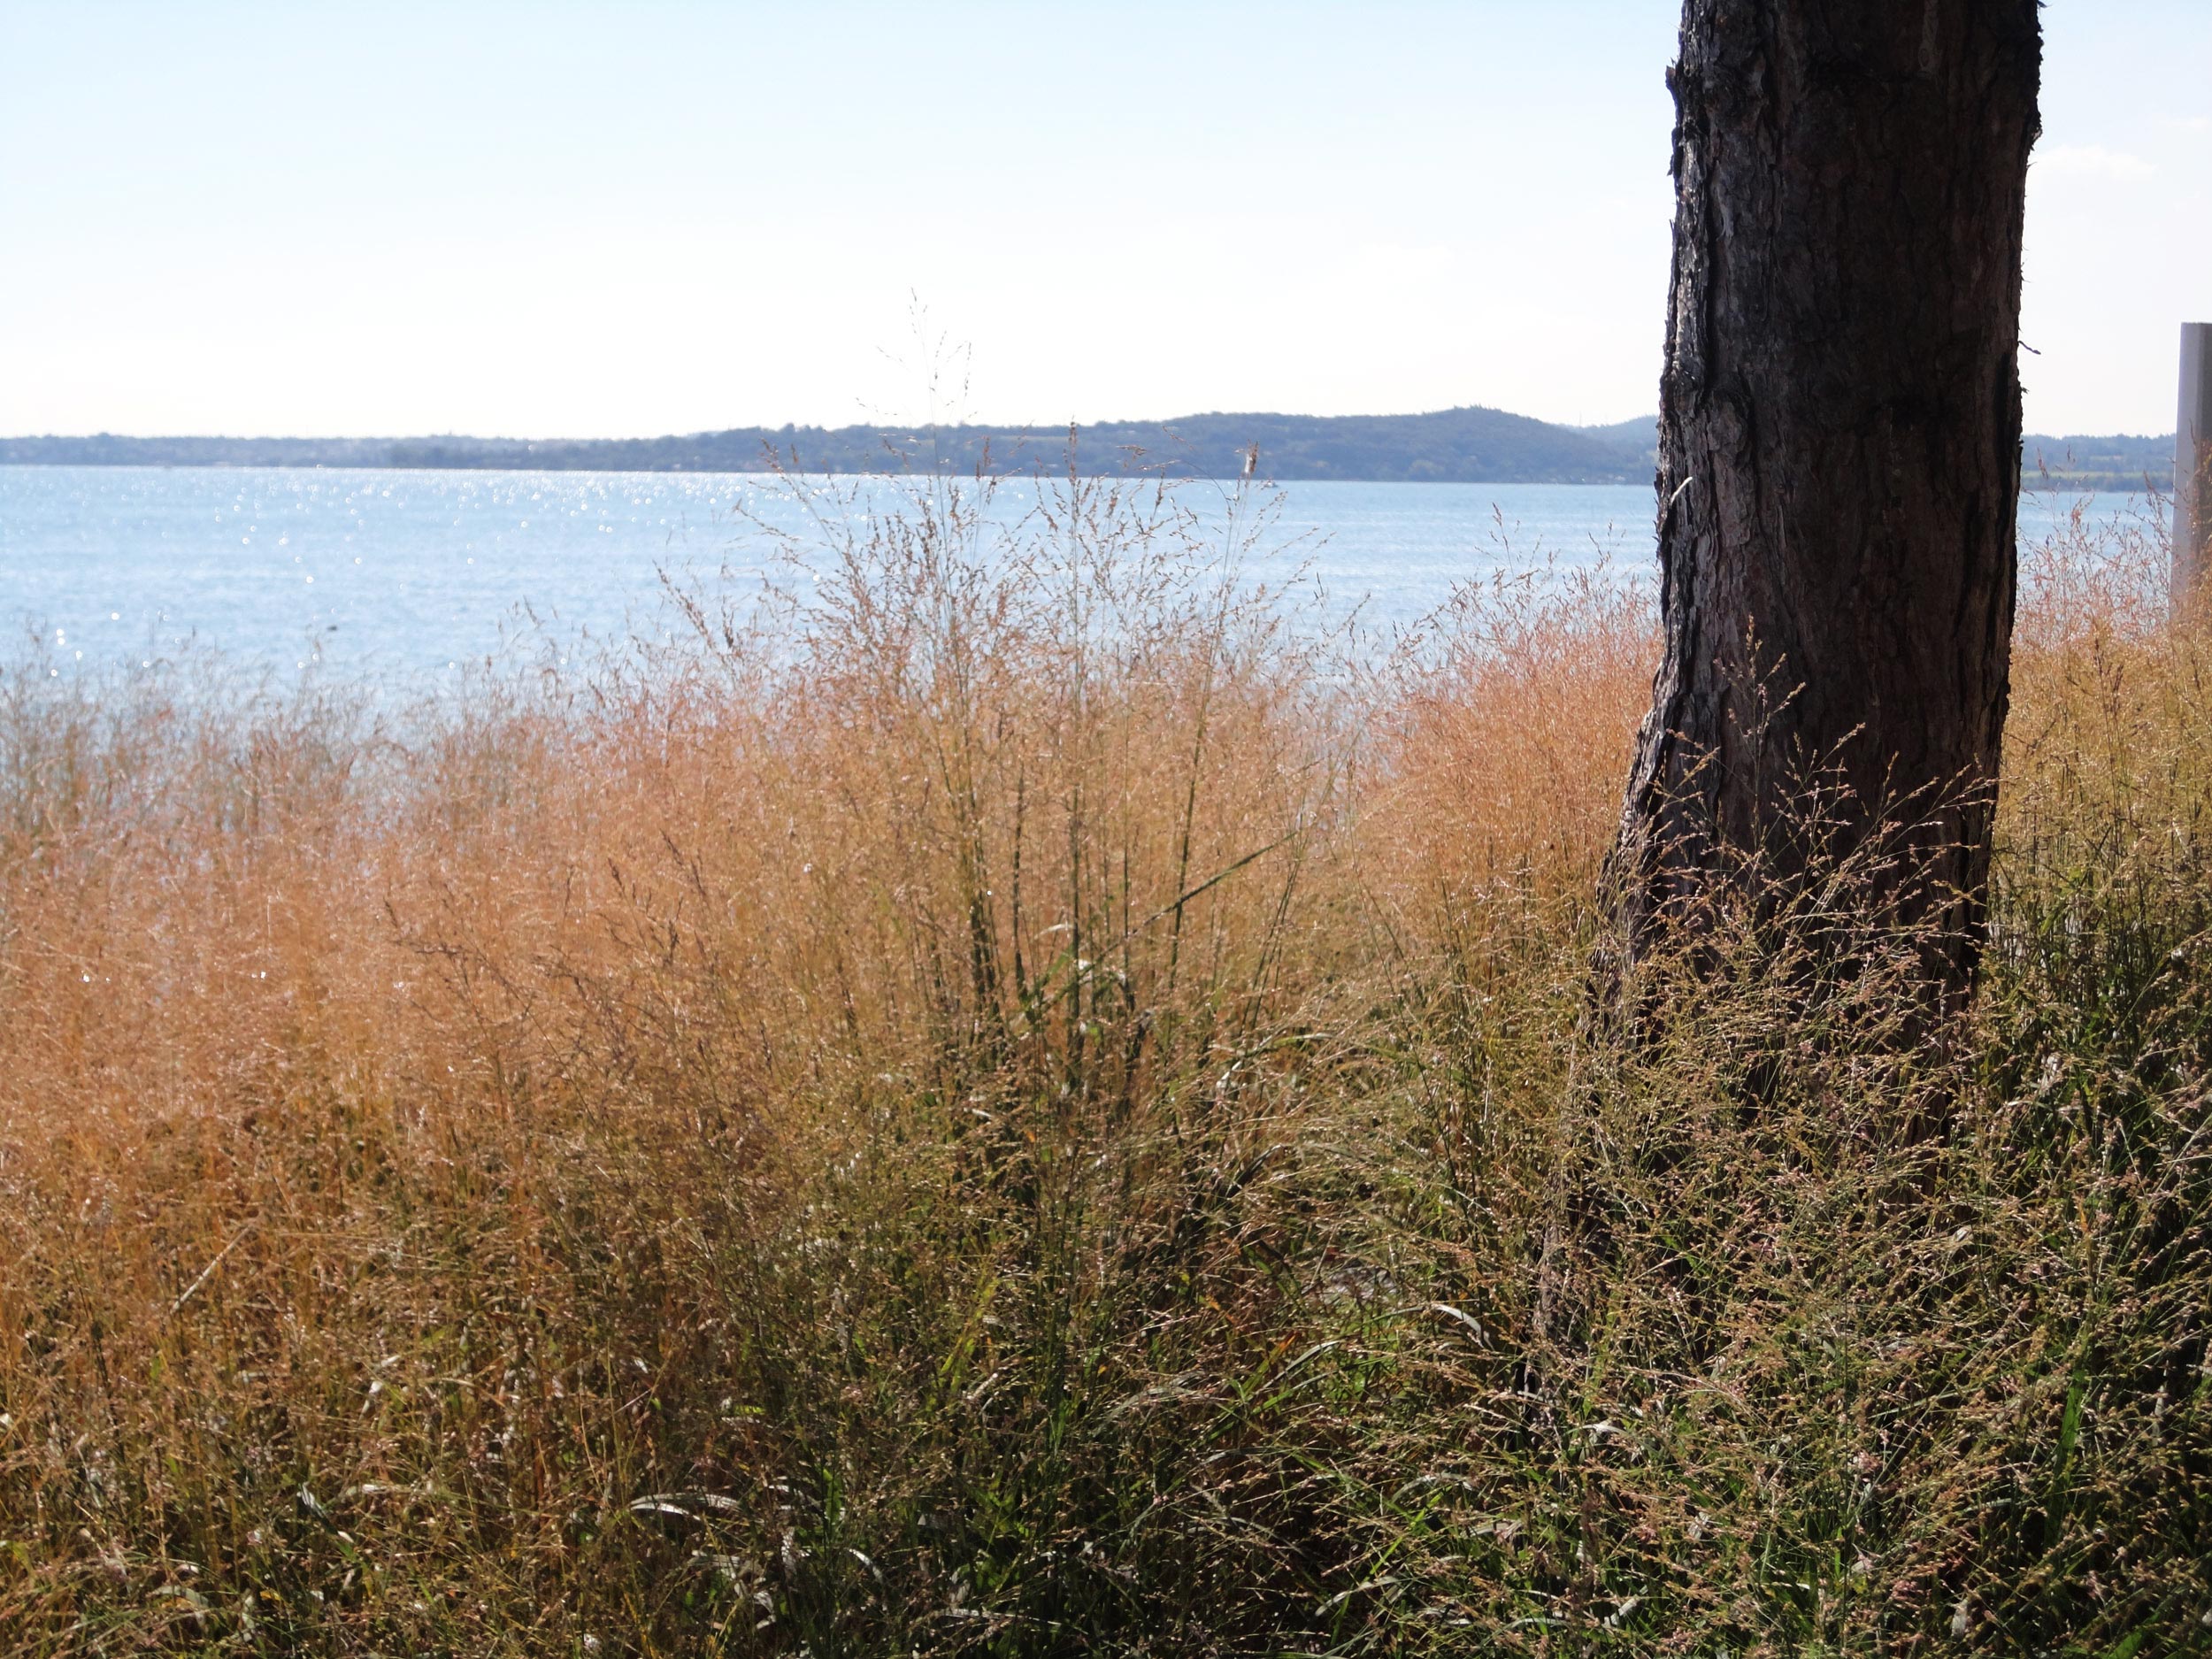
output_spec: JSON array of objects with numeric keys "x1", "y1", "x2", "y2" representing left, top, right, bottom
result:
[{"x1": 1, "y1": 2, "x2": 2206, "y2": 441}]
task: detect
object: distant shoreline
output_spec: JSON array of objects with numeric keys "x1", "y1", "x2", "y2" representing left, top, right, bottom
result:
[
  {"x1": 0, "y1": 407, "x2": 2172, "y2": 494},
  {"x1": 0, "y1": 406, "x2": 1655, "y2": 486}
]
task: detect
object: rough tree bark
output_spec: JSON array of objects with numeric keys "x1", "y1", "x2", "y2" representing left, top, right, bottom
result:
[{"x1": 1609, "y1": 0, "x2": 2042, "y2": 1010}]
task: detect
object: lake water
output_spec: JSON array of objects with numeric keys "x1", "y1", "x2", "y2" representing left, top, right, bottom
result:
[{"x1": 0, "y1": 465, "x2": 2149, "y2": 683}]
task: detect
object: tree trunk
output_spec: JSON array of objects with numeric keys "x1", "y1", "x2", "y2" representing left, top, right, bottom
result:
[{"x1": 1609, "y1": 0, "x2": 2041, "y2": 1010}]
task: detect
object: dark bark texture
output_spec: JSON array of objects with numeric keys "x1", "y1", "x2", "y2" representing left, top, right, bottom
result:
[{"x1": 1611, "y1": 0, "x2": 2042, "y2": 1004}]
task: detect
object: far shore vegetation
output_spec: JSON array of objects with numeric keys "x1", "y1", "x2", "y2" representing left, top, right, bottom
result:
[{"x1": 0, "y1": 411, "x2": 2177, "y2": 492}]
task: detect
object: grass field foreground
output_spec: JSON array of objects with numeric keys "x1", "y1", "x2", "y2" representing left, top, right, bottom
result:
[{"x1": 0, "y1": 477, "x2": 2205, "y2": 1655}]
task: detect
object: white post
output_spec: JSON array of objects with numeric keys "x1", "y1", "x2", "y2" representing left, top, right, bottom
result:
[{"x1": 2177, "y1": 322, "x2": 2212, "y2": 605}]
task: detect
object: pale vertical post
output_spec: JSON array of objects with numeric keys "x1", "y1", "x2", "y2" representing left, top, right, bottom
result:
[{"x1": 2177, "y1": 323, "x2": 2212, "y2": 604}]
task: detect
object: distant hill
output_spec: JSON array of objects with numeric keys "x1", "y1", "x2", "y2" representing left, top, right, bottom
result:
[
  {"x1": 2, "y1": 414, "x2": 2176, "y2": 492},
  {"x1": 1, "y1": 406, "x2": 1657, "y2": 485},
  {"x1": 1575, "y1": 416, "x2": 1659, "y2": 466},
  {"x1": 0, "y1": 434, "x2": 401, "y2": 468},
  {"x1": 2021, "y1": 433, "x2": 2174, "y2": 494}
]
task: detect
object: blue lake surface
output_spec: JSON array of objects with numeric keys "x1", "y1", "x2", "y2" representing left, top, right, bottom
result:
[{"x1": 0, "y1": 465, "x2": 2151, "y2": 682}]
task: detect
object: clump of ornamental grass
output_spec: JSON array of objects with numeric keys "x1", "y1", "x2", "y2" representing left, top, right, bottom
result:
[{"x1": 0, "y1": 469, "x2": 2208, "y2": 1656}]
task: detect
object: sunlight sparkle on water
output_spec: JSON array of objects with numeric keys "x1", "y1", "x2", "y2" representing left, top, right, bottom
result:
[{"x1": 0, "y1": 465, "x2": 2155, "y2": 683}]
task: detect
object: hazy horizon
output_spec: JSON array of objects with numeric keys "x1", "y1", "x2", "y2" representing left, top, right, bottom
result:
[
  {"x1": 11, "y1": 401, "x2": 1652, "y2": 445},
  {"x1": 1, "y1": 406, "x2": 2187, "y2": 447},
  {"x1": 4, "y1": 1, "x2": 2207, "y2": 441}
]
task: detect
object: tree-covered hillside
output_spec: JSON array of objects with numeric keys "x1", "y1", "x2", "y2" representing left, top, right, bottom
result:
[
  {"x1": 3, "y1": 406, "x2": 1655, "y2": 483},
  {"x1": 4, "y1": 412, "x2": 2178, "y2": 492}
]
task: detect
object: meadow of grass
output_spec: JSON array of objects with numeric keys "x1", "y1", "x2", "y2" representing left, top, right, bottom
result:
[{"x1": 0, "y1": 472, "x2": 2207, "y2": 1655}]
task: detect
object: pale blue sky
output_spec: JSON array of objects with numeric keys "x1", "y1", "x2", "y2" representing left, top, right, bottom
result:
[{"x1": 2, "y1": 2, "x2": 2205, "y2": 438}]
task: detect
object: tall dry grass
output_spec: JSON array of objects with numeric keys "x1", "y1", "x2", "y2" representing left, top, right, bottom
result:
[{"x1": 0, "y1": 472, "x2": 2208, "y2": 1655}]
